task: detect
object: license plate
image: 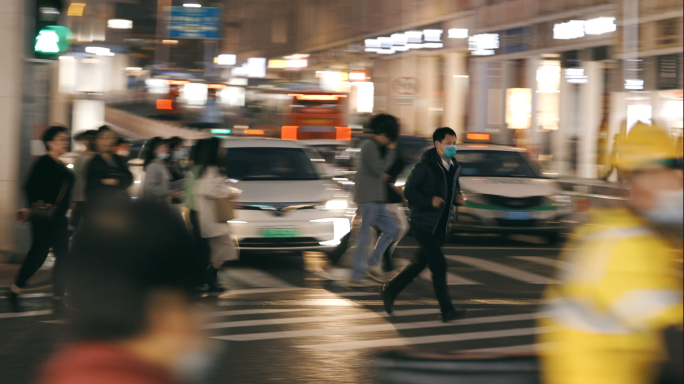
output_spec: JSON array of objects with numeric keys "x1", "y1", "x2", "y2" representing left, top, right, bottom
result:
[
  {"x1": 261, "y1": 228, "x2": 299, "y2": 238},
  {"x1": 502, "y1": 211, "x2": 532, "y2": 220}
]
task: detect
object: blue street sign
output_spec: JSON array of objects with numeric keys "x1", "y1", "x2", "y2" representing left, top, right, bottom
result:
[{"x1": 166, "y1": 6, "x2": 221, "y2": 39}]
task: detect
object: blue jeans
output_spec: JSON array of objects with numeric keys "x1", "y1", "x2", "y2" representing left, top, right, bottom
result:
[{"x1": 352, "y1": 202, "x2": 399, "y2": 279}]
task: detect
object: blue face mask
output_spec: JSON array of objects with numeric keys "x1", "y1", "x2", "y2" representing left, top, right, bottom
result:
[
  {"x1": 157, "y1": 153, "x2": 170, "y2": 160},
  {"x1": 175, "y1": 148, "x2": 189, "y2": 160},
  {"x1": 442, "y1": 145, "x2": 457, "y2": 159}
]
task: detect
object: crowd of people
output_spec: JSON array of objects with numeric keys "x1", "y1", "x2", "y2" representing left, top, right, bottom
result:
[
  {"x1": 7, "y1": 126, "x2": 239, "y2": 312},
  {"x1": 4, "y1": 116, "x2": 682, "y2": 384}
]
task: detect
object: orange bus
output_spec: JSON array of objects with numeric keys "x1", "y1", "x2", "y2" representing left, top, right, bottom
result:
[{"x1": 246, "y1": 88, "x2": 351, "y2": 141}]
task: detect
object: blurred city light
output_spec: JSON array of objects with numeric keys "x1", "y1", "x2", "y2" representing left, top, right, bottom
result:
[
  {"x1": 565, "y1": 68, "x2": 589, "y2": 84},
  {"x1": 585, "y1": 17, "x2": 617, "y2": 35},
  {"x1": 107, "y1": 19, "x2": 133, "y2": 29},
  {"x1": 85, "y1": 47, "x2": 114, "y2": 56},
  {"x1": 448, "y1": 28, "x2": 469, "y2": 39},
  {"x1": 216, "y1": 54, "x2": 237, "y2": 66},
  {"x1": 625, "y1": 79, "x2": 645, "y2": 90},
  {"x1": 469, "y1": 33, "x2": 499, "y2": 55},
  {"x1": 67, "y1": 3, "x2": 86, "y2": 17},
  {"x1": 554, "y1": 20, "x2": 586, "y2": 39},
  {"x1": 423, "y1": 29, "x2": 443, "y2": 42}
]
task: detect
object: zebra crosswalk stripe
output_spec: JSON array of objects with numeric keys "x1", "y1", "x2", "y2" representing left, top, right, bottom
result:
[
  {"x1": 297, "y1": 326, "x2": 551, "y2": 351},
  {"x1": 203, "y1": 308, "x2": 438, "y2": 330},
  {"x1": 511, "y1": 256, "x2": 571, "y2": 271},
  {"x1": 220, "y1": 268, "x2": 293, "y2": 288},
  {"x1": 212, "y1": 312, "x2": 536, "y2": 341},
  {"x1": 446, "y1": 255, "x2": 558, "y2": 284},
  {"x1": 395, "y1": 258, "x2": 480, "y2": 285}
]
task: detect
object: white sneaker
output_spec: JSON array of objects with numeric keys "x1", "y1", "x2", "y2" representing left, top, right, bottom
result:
[
  {"x1": 314, "y1": 267, "x2": 350, "y2": 281},
  {"x1": 341, "y1": 279, "x2": 380, "y2": 288},
  {"x1": 366, "y1": 266, "x2": 386, "y2": 283}
]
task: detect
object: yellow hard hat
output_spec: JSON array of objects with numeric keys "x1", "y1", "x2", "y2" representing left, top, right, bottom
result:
[{"x1": 616, "y1": 122, "x2": 680, "y2": 171}]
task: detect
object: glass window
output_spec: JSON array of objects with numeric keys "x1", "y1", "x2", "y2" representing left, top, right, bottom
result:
[
  {"x1": 225, "y1": 147, "x2": 319, "y2": 181},
  {"x1": 456, "y1": 150, "x2": 540, "y2": 178}
]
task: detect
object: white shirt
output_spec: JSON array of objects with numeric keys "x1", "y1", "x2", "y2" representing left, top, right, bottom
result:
[{"x1": 442, "y1": 159, "x2": 453, "y2": 171}]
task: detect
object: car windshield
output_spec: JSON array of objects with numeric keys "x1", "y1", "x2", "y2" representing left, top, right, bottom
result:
[
  {"x1": 456, "y1": 150, "x2": 540, "y2": 178},
  {"x1": 225, "y1": 147, "x2": 320, "y2": 181}
]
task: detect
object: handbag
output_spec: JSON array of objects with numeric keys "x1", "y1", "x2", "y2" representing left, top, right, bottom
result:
[
  {"x1": 31, "y1": 180, "x2": 70, "y2": 221},
  {"x1": 214, "y1": 196, "x2": 234, "y2": 223}
]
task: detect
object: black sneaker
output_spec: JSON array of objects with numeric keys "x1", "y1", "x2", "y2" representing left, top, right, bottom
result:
[
  {"x1": 52, "y1": 298, "x2": 73, "y2": 314},
  {"x1": 8, "y1": 290, "x2": 20, "y2": 312},
  {"x1": 381, "y1": 282, "x2": 394, "y2": 315},
  {"x1": 207, "y1": 282, "x2": 226, "y2": 294},
  {"x1": 441, "y1": 308, "x2": 467, "y2": 323}
]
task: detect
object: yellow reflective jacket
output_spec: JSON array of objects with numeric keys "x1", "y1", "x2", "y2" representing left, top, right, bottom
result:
[{"x1": 539, "y1": 208, "x2": 683, "y2": 384}]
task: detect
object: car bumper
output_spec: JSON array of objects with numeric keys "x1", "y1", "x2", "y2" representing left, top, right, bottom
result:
[
  {"x1": 453, "y1": 206, "x2": 572, "y2": 234},
  {"x1": 231, "y1": 209, "x2": 352, "y2": 252}
]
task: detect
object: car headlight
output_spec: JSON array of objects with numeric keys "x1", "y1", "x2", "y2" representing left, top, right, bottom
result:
[
  {"x1": 552, "y1": 194, "x2": 572, "y2": 204},
  {"x1": 322, "y1": 199, "x2": 348, "y2": 210},
  {"x1": 463, "y1": 192, "x2": 487, "y2": 205}
]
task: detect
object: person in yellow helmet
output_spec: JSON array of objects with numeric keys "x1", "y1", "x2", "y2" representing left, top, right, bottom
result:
[{"x1": 538, "y1": 121, "x2": 683, "y2": 384}]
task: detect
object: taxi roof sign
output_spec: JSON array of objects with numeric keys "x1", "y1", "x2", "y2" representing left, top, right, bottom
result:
[{"x1": 465, "y1": 133, "x2": 492, "y2": 142}]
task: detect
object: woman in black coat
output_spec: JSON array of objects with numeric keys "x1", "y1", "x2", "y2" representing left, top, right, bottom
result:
[
  {"x1": 86, "y1": 126, "x2": 133, "y2": 202},
  {"x1": 10, "y1": 126, "x2": 74, "y2": 312}
]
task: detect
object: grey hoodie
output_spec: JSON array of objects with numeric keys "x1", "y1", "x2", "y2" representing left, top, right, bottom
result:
[{"x1": 353, "y1": 139, "x2": 396, "y2": 203}]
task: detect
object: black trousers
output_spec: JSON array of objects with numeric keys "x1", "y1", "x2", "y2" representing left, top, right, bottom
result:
[
  {"x1": 15, "y1": 216, "x2": 69, "y2": 297},
  {"x1": 385, "y1": 227, "x2": 454, "y2": 314},
  {"x1": 70, "y1": 201, "x2": 86, "y2": 229},
  {"x1": 189, "y1": 210, "x2": 210, "y2": 279}
]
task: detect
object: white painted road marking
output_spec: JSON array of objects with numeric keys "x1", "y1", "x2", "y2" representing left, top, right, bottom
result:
[
  {"x1": 395, "y1": 258, "x2": 480, "y2": 285},
  {"x1": 297, "y1": 326, "x2": 550, "y2": 351},
  {"x1": 212, "y1": 312, "x2": 536, "y2": 341},
  {"x1": 204, "y1": 308, "x2": 311, "y2": 318},
  {"x1": 511, "y1": 256, "x2": 571, "y2": 271},
  {"x1": 203, "y1": 308, "x2": 438, "y2": 330},
  {"x1": 447, "y1": 255, "x2": 558, "y2": 284},
  {"x1": 0, "y1": 310, "x2": 52, "y2": 319},
  {"x1": 221, "y1": 268, "x2": 293, "y2": 288}
]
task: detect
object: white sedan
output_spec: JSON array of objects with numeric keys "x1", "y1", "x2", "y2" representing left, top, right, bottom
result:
[
  {"x1": 453, "y1": 144, "x2": 572, "y2": 243},
  {"x1": 223, "y1": 139, "x2": 353, "y2": 252}
]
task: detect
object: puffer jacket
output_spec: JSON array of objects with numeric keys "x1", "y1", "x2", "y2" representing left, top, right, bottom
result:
[{"x1": 404, "y1": 148, "x2": 461, "y2": 234}]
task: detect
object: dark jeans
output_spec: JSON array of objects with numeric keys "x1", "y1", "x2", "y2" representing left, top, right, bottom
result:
[
  {"x1": 328, "y1": 229, "x2": 396, "y2": 271},
  {"x1": 385, "y1": 227, "x2": 454, "y2": 314},
  {"x1": 15, "y1": 216, "x2": 69, "y2": 297}
]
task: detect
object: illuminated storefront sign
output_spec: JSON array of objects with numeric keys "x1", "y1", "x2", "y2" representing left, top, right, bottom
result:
[
  {"x1": 506, "y1": 88, "x2": 532, "y2": 129},
  {"x1": 469, "y1": 33, "x2": 499, "y2": 56},
  {"x1": 166, "y1": 6, "x2": 221, "y2": 39},
  {"x1": 554, "y1": 17, "x2": 616, "y2": 40}
]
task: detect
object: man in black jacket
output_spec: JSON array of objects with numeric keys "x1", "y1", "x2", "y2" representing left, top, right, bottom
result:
[{"x1": 381, "y1": 127, "x2": 467, "y2": 322}]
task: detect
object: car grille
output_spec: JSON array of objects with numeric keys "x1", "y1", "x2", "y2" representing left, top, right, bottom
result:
[
  {"x1": 495, "y1": 219, "x2": 538, "y2": 228},
  {"x1": 235, "y1": 203, "x2": 319, "y2": 212},
  {"x1": 238, "y1": 237, "x2": 321, "y2": 248},
  {"x1": 485, "y1": 195, "x2": 544, "y2": 209}
]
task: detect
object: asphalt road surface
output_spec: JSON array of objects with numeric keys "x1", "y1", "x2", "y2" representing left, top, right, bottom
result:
[{"x1": 0, "y1": 233, "x2": 567, "y2": 384}]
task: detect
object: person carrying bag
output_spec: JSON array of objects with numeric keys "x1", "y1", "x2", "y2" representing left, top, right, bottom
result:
[{"x1": 10, "y1": 126, "x2": 74, "y2": 313}]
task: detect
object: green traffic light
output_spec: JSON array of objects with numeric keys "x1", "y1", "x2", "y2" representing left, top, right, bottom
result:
[{"x1": 35, "y1": 25, "x2": 72, "y2": 55}]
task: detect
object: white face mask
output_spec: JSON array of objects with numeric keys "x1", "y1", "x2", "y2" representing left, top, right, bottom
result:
[
  {"x1": 116, "y1": 150, "x2": 130, "y2": 158},
  {"x1": 640, "y1": 189, "x2": 684, "y2": 226}
]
